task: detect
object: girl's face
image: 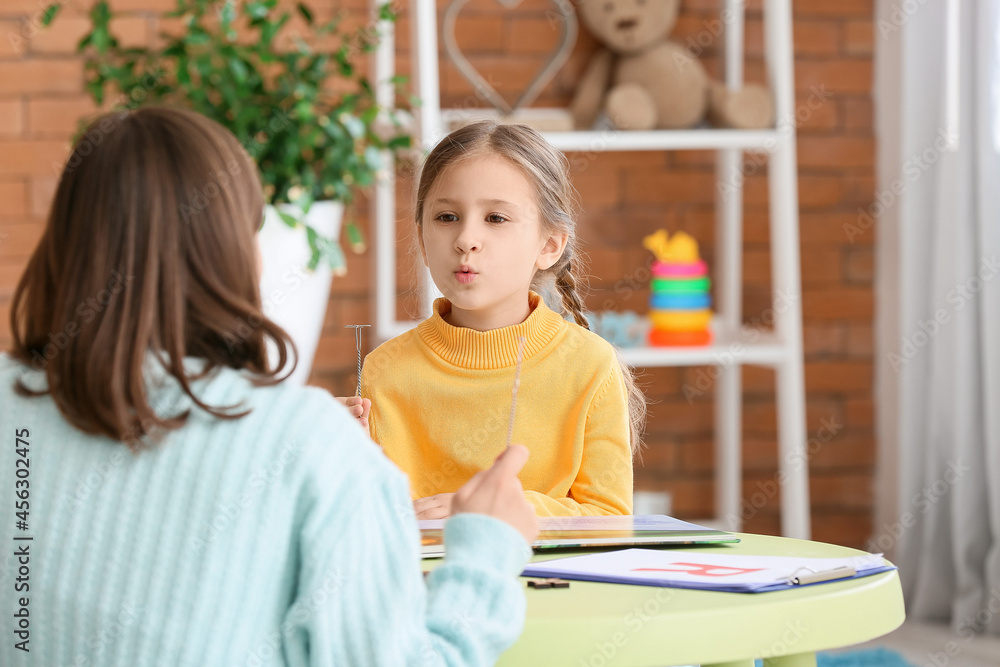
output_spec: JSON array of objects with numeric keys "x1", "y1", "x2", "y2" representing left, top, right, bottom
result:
[{"x1": 420, "y1": 154, "x2": 568, "y2": 331}]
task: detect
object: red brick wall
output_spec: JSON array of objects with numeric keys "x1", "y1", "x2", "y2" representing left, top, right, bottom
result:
[{"x1": 0, "y1": 0, "x2": 876, "y2": 546}]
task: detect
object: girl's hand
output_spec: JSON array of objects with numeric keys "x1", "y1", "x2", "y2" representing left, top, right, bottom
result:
[
  {"x1": 452, "y1": 445, "x2": 539, "y2": 546},
  {"x1": 336, "y1": 396, "x2": 371, "y2": 430},
  {"x1": 413, "y1": 493, "x2": 455, "y2": 520}
]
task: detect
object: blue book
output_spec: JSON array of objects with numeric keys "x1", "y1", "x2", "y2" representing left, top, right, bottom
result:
[{"x1": 420, "y1": 515, "x2": 738, "y2": 559}]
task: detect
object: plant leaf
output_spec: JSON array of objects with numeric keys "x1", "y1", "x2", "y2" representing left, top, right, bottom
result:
[
  {"x1": 377, "y1": 3, "x2": 396, "y2": 22},
  {"x1": 246, "y1": 1, "x2": 271, "y2": 20},
  {"x1": 387, "y1": 134, "x2": 411, "y2": 149},
  {"x1": 305, "y1": 225, "x2": 322, "y2": 270},
  {"x1": 217, "y1": 0, "x2": 235, "y2": 25},
  {"x1": 341, "y1": 114, "x2": 364, "y2": 139},
  {"x1": 229, "y1": 57, "x2": 248, "y2": 83},
  {"x1": 345, "y1": 219, "x2": 366, "y2": 253},
  {"x1": 296, "y1": 2, "x2": 314, "y2": 24},
  {"x1": 278, "y1": 211, "x2": 300, "y2": 228},
  {"x1": 41, "y1": 4, "x2": 61, "y2": 26}
]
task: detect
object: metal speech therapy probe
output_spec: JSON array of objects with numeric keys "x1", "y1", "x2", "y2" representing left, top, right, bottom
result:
[
  {"x1": 505, "y1": 336, "x2": 527, "y2": 450},
  {"x1": 345, "y1": 324, "x2": 371, "y2": 397}
]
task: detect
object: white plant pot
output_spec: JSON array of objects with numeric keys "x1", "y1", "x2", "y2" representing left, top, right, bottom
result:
[{"x1": 257, "y1": 200, "x2": 344, "y2": 385}]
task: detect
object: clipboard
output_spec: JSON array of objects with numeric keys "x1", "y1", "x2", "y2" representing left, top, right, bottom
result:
[{"x1": 520, "y1": 548, "x2": 897, "y2": 593}]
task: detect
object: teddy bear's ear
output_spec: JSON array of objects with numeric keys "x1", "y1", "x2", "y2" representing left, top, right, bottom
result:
[
  {"x1": 660, "y1": 0, "x2": 683, "y2": 28},
  {"x1": 572, "y1": 0, "x2": 601, "y2": 28}
]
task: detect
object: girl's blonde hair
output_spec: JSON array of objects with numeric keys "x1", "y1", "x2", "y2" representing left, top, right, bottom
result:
[{"x1": 414, "y1": 120, "x2": 647, "y2": 455}]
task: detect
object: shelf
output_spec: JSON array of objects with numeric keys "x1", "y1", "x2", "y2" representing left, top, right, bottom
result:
[
  {"x1": 437, "y1": 107, "x2": 782, "y2": 152},
  {"x1": 620, "y1": 329, "x2": 788, "y2": 368},
  {"x1": 543, "y1": 128, "x2": 782, "y2": 153},
  {"x1": 374, "y1": 318, "x2": 787, "y2": 369}
]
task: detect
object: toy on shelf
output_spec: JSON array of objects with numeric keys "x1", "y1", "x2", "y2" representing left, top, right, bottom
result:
[
  {"x1": 585, "y1": 310, "x2": 650, "y2": 348},
  {"x1": 571, "y1": 0, "x2": 773, "y2": 131},
  {"x1": 642, "y1": 229, "x2": 713, "y2": 347}
]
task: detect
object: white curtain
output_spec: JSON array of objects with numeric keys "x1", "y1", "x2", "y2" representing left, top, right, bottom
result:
[{"x1": 874, "y1": 0, "x2": 1000, "y2": 634}]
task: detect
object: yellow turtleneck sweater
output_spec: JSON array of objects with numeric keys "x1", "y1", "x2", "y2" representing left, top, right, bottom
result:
[{"x1": 361, "y1": 292, "x2": 633, "y2": 516}]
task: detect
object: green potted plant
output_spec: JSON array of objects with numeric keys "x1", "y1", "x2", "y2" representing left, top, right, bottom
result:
[{"x1": 43, "y1": 0, "x2": 415, "y2": 382}]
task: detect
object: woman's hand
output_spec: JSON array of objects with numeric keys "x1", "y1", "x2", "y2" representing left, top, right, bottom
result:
[
  {"x1": 336, "y1": 396, "x2": 371, "y2": 430},
  {"x1": 452, "y1": 445, "x2": 539, "y2": 546},
  {"x1": 413, "y1": 493, "x2": 455, "y2": 520}
]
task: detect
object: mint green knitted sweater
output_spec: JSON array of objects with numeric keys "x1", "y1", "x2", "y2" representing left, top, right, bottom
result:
[{"x1": 0, "y1": 353, "x2": 530, "y2": 666}]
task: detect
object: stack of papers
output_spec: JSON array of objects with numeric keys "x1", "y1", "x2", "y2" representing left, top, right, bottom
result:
[
  {"x1": 419, "y1": 515, "x2": 738, "y2": 559},
  {"x1": 521, "y1": 549, "x2": 895, "y2": 593}
]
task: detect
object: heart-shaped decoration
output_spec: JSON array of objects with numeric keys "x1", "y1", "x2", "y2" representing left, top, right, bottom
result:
[{"x1": 442, "y1": 0, "x2": 578, "y2": 114}]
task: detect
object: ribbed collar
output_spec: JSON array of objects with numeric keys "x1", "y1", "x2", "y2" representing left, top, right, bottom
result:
[{"x1": 417, "y1": 292, "x2": 565, "y2": 369}]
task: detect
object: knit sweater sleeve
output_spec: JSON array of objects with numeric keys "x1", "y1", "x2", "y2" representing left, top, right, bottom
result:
[
  {"x1": 281, "y1": 420, "x2": 531, "y2": 666},
  {"x1": 524, "y1": 361, "x2": 634, "y2": 517}
]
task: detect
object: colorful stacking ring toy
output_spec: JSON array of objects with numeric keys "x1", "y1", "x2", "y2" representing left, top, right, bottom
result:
[
  {"x1": 649, "y1": 309, "x2": 712, "y2": 331},
  {"x1": 642, "y1": 229, "x2": 714, "y2": 347},
  {"x1": 649, "y1": 329, "x2": 713, "y2": 346},
  {"x1": 650, "y1": 277, "x2": 711, "y2": 294},
  {"x1": 651, "y1": 260, "x2": 707, "y2": 278},
  {"x1": 650, "y1": 293, "x2": 711, "y2": 310}
]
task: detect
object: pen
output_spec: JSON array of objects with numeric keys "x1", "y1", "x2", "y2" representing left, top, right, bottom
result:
[{"x1": 789, "y1": 565, "x2": 856, "y2": 586}]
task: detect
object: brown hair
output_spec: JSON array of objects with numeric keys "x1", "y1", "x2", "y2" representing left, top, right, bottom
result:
[
  {"x1": 8, "y1": 106, "x2": 296, "y2": 447},
  {"x1": 414, "y1": 120, "x2": 647, "y2": 454}
]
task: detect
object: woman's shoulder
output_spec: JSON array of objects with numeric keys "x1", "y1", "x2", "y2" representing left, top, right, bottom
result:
[
  {"x1": 207, "y1": 366, "x2": 345, "y2": 425},
  {"x1": 0, "y1": 352, "x2": 20, "y2": 376},
  {"x1": 126, "y1": 360, "x2": 357, "y2": 455},
  {"x1": 0, "y1": 351, "x2": 49, "y2": 396},
  {"x1": 0, "y1": 351, "x2": 36, "y2": 375},
  {"x1": 206, "y1": 366, "x2": 396, "y2": 475}
]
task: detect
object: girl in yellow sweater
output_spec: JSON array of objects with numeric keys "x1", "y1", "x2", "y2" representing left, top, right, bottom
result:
[{"x1": 361, "y1": 120, "x2": 646, "y2": 517}]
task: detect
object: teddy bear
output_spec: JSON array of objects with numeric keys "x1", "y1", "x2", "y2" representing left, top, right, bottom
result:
[{"x1": 570, "y1": 0, "x2": 774, "y2": 131}]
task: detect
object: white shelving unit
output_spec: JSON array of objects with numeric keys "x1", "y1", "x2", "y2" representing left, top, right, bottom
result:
[{"x1": 369, "y1": 0, "x2": 810, "y2": 538}]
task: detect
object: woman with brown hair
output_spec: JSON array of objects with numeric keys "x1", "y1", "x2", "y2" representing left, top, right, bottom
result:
[{"x1": 0, "y1": 106, "x2": 537, "y2": 665}]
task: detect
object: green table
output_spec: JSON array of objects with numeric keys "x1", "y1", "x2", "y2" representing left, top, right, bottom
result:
[{"x1": 457, "y1": 532, "x2": 904, "y2": 667}]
